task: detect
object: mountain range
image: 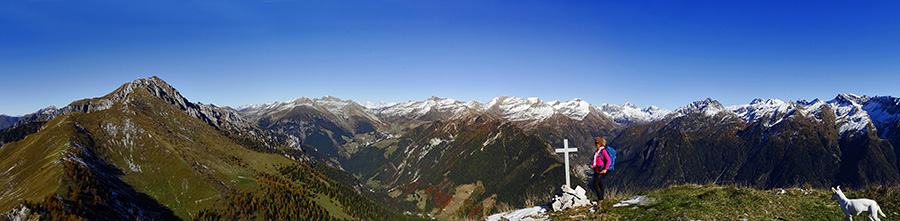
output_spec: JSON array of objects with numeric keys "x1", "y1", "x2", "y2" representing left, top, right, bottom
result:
[
  {"x1": 233, "y1": 89, "x2": 900, "y2": 219},
  {"x1": 0, "y1": 77, "x2": 413, "y2": 220},
  {"x1": 609, "y1": 95, "x2": 900, "y2": 191},
  {"x1": 0, "y1": 115, "x2": 18, "y2": 130},
  {"x1": 2, "y1": 76, "x2": 899, "y2": 220}
]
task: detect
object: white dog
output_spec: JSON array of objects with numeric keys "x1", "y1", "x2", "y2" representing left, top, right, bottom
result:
[{"x1": 831, "y1": 186, "x2": 887, "y2": 221}]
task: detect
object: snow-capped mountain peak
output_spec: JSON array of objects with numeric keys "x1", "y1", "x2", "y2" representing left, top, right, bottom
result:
[
  {"x1": 819, "y1": 94, "x2": 900, "y2": 137},
  {"x1": 600, "y1": 103, "x2": 671, "y2": 126},
  {"x1": 377, "y1": 96, "x2": 472, "y2": 120},
  {"x1": 358, "y1": 101, "x2": 398, "y2": 110},
  {"x1": 727, "y1": 98, "x2": 794, "y2": 127},
  {"x1": 861, "y1": 96, "x2": 900, "y2": 123},
  {"x1": 710, "y1": 95, "x2": 900, "y2": 138},
  {"x1": 485, "y1": 96, "x2": 671, "y2": 126},
  {"x1": 240, "y1": 96, "x2": 373, "y2": 122},
  {"x1": 796, "y1": 98, "x2": 824, "y2": 106},
  {"x1": 484, "y1": 96, "x2": 556, "y2": 123},
  {"x1": 624, "y1": 102, "x2": 639, "y2": 109},
  {"x1": 674, "y1": 98, "x2": 726, "y2": 117},
  {"x1": 551, "y1": 98, "x2": 592, "y2": 121},
  {"x1": 237, "y1": 97, "x2": 312, "y2": 113},
  {"x1": 833, "y1": 93, "x2": 872, "y2": 106},
  {"x1": 37, "y1": 106, "x2": 60, "y2": 115}
]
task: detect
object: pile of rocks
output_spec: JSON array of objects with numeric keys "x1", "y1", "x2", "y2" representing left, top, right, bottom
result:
[{"x1": 550, "y1": 185, "x2": 592, "y2": 211}]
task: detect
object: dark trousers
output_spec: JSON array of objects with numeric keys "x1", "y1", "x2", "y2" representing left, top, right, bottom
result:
[{"x1": 592, "y1": 172, "x2": 605, "y2": 201}]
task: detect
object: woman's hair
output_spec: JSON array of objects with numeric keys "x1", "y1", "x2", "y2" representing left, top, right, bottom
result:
[{"x1": 595, "y1": 137, "x2": 606, "y2": 147}]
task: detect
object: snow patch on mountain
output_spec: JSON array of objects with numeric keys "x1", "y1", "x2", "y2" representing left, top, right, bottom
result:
[
  {"x1": 429, "y1": 138, "x2": 449, "y2": 147},
  {"x1": 483, "y1": 131, "x2": 503, "y2": 148},
  {"x1": 486, "y1": 206, "x2": 547, "y2": 221}
]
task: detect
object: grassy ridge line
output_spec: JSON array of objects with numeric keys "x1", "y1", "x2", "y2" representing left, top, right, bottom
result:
[{"x1": 546, "y1": 184, "x2": 900, "y2": 220}]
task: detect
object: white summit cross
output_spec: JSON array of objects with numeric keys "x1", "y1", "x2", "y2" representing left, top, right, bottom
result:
[{"x1": 554, "y1": 139, "x2": 577, "y2": 188}]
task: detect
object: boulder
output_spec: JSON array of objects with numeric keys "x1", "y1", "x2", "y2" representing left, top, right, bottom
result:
[{"x1": 551, "y1": 185, "x2": 591, "y2": 211}]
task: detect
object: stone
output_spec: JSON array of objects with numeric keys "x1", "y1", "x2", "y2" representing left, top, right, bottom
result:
[
  {"x1": 550, "y1": 185, "x2": 592, "y2": 211},
  {"x1": 551, "y1": 200, "x2": 563, "y2": 211},
  {"x1": 574, "y1": 185, "x2": 586, "y2": 198}
]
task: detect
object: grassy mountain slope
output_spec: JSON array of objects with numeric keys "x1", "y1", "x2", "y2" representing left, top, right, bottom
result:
[
  {"x1": 545, "y1": 184, "x2": 900, "y2": 220},
  {"x1": 0, "y1": 82, "x2": 295, "y2": 219},
  {"x1": 0, "y1": 77, "x2": 417, "y2": 220},
  {"x1": 0, "y1": 115, "x2": 77, "y2": 215}
]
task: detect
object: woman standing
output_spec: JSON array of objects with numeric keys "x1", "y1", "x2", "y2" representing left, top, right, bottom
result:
[{"x1": 591, "y1": 137, "x2": 611, "y2": 203}]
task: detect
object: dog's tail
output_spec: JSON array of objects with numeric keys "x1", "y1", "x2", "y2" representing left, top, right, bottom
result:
[{"x1": 878, "y1": 207, "x2": 887, "y2": 218}]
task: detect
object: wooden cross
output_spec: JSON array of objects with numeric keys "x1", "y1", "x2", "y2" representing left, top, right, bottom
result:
[{"x1": 554, "y1": 139, "x2": 577, "y2": 188}]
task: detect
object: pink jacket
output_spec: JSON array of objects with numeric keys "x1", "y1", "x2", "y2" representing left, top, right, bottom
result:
[{"x1": 592, "y1": 147, "x2": 611, "y2": 171}]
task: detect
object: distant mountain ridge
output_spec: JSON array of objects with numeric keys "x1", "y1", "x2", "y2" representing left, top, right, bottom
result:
[
  {"x1": 671, "y1": 94, "x2": 900, "y2": 139},
  {"x1": 240, "y1": 95, "x2": 669, "y2": 129},
  {"x1": 242, "y1": 93, "x2": 900, "y2": 138},
  {"x1": 611, "y1": 94, "x2": 900, "y2": 192},
  {"x1": 0, "y1": 115, "x2": 18, "y2": 130}
]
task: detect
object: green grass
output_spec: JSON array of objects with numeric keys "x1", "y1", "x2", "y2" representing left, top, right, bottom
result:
[
  {"x1": 546, "y1": 184, "x2": 900, "y2": 220},
  {"x1": 71, "y1": 90, "x2": 282, "y2": 219},
  {"x1": 0, "y1": 115, "x2": 72, "y2": 212},
  {"x1": 312, "y1": 193, "x2": 352, "y2": 220},
  {"x1": 0, "y1": 87, "x2": 300, "y2": 219},
  {"x1": 1, "y1": 77, "x2": 424, "y2": 220}
]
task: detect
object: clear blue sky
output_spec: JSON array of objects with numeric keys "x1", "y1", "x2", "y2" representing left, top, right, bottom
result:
[{"x1": 2, "y1": 1, "x2": 898, "y2": 116}]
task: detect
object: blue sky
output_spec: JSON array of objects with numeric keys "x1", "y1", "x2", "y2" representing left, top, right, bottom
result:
[{"x1": 2, "y1": 1, "x2": 898, "y2": 116}]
